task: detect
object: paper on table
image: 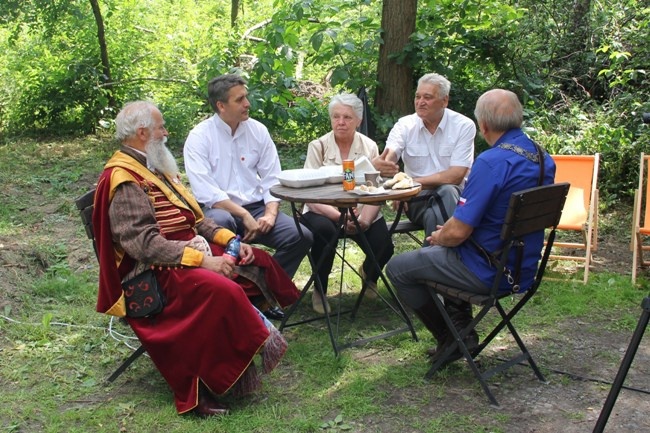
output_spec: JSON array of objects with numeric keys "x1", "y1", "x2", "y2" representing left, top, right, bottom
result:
[
  {"x1": 353, "y1": 156, "x2": 376, "y2": 178},
  {"x1": 349, "y1": 186, "x2": 387, "y2": 196}
]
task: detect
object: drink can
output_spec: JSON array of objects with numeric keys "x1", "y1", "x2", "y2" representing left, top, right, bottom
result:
[{"x1": 342, "y1": 159, "x2": 355, "y2": 190}]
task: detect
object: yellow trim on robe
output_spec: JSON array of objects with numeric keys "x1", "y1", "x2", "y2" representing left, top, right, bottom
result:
[
  {"x1": 98, "y1": 151, "x2": 236, "y2": 316},
  {"x1": 214, "y1": 229, "x2": 236, "y2": 247},
  {"x1": 105, "y1": 151, "x2": 204, "y2": 218},
  {"x1": 181, "y1": 247, "x2": 205, "y2": 267},
  {"x1": 104, "y1": 294, "x2": 127, "y2": 317}
]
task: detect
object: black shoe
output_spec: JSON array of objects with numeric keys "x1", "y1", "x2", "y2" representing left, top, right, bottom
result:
[
  {"x1": 430, "y1": 330, "x2": 479, "y2": 368},
  {"x1": 262, "y1": 306, "x2": 285, "y2": 320}
]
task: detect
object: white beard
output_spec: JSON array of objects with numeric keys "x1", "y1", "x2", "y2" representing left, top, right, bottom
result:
[{"x1": 145, "y1": 136, "x2": 179, "y2": 177}]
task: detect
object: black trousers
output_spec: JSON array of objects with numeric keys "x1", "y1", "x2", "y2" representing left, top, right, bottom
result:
[{"x1": 300, "y1": 211, "x2": 394, "y2": 294}]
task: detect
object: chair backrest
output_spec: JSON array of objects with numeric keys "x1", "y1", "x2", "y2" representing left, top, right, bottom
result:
[
  {"x1": 496, "y1": 182, "x2": 570, "y2": 292},
  {"x1": 551, "y1": 154, "x2": 599, "y2": 230},
  {"x1": 632, "y1": 153, "x2": 650, "y2": 283},
  {"x1": 75, "y1": 188, "x2": 98, "y2": 259},
  {"x1": 75, "y1": 187, "x2": 148, "y2": 381},
  {"x1": 502, "y1": 183, "x2": 569, "y2": 239},
  {"x1": 639, "y1": 154, "x2": 650, "y2": 232}
]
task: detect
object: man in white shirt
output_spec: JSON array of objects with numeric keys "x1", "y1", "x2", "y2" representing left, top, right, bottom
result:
[
  {"x1": 372, "y1": 73, "x2": 476, "y2": 239},
  {"x1": 184, "y1": 74, "x2": 312, "y2": 279}
]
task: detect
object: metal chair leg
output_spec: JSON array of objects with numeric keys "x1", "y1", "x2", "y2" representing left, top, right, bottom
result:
[{"x1": 106, "y1": 345, "x2": 147, "y2": 383}]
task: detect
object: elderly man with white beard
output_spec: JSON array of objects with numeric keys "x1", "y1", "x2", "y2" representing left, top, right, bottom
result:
[{"x1": 92, "y1": 101, "x2": 299, "y2": 417}]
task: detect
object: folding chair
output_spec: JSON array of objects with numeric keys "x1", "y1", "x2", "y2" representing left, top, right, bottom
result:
[
  {"x1": 632, "y1": 153, "x2": 650, "y2": 283},
  {"x1": 549, "y1": 154, "x2": 600, "y2": 283},
  {"x1": 75, "y1": 188, "x2": 146, "y2": 383},
  {"x1": 420, "y1": 182, "x2": 569, "y2": 406},
  {"x1": 386, "y1": 200, "x2": 425, "y2": 246},
  {"x1": 387, "y1": 219, "x2": 424, "y2": 245}
]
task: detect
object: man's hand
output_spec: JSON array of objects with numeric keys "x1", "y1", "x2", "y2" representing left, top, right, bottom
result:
[
  {"x1": 257, "y1": 214, "x2": 276, "y2": 235},
  {"x1": 257, "y1": 202, "x2": 280, "y2": 235},
  {"x1": 425, "y1": 225, "x2": 445, "y2": 246},
  {"x1": 425, "y1": 218, "x2": 473, "y2": 247},
  {"x1": 200, "y1": 255, "x2": 235, "y2": 278},
  {"x1": 372, "y1": 148, "x2": 399, "y2": 178},
  {"x1": 238, "y1": 242, "x2": 255, "y2": 265},
  {"x1": 241, "y1": 213, "x2": 260, "y2": 243}
]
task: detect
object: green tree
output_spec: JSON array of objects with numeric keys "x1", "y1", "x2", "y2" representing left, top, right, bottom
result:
[
  {"x1": 0, "y1": 0, "x2": 113, "y2": 135},
  {"x1": 89, "y1": 0, "x2": 116, "y2": 109},
  {"x1": 0, "y1": 0, "x2": 648, "y2": 205},
  {"x1": 375, "y1": 0, "x2": 416, "y2": 119}
]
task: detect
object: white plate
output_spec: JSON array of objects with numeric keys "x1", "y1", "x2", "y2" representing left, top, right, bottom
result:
[
  {"x1": 277, "y1": 169, "x2": 328, "y2": 188},
  {"x1": 349, "y1": 186, "x2": 387, "y2": 196},
  {"x1": 317, "y1": 165, "x2": 345, "y2": 184}
]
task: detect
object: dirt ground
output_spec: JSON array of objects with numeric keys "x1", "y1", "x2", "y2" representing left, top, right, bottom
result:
[
  {"x1": 335, "y1": 231, "x2": 650, "y2": 433},
  {"x1": 1, "y1": 202, "x2": 649, "y2": 433}
]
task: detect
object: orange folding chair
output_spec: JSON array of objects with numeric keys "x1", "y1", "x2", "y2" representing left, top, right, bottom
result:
[
  {"x1": 549, "y1": 154, "x2": 600, "y2": 283},
  {"x1": 632, "y1": 153, "x2": 650, "y2": 283}
]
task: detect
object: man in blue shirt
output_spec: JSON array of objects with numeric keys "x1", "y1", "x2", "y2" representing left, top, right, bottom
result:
[{"x1": 386, "y1": 89, "x2": 556, "y2": 366}]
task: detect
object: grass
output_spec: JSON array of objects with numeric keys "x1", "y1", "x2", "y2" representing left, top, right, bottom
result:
[{"x1": 0, "y1": 136, "x2": 648, "y2": 432}]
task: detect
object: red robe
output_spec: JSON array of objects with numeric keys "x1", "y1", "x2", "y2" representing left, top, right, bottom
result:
[{"x1": 93, "y1": 149, "x2": 298, "y2": 413}]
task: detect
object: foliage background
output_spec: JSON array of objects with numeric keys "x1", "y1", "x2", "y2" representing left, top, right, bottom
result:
[
  {"x1": 0, "y1": 0, "x2": 649, "y2": 203},
  {"x1": 2, "y1": 2, "x2": 650, "y2": 430},
  {"x1": 0, "y1": 136, "x2": 648, "y2": 432}
]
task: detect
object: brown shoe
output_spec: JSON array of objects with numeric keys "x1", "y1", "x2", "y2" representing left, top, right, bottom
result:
[
  {"x1": 312, "y1": 291, "x2": 330, "y2": 314},
  {"x1": 359, "y1": 266, "x2": 378, "y2": 299},
  {"x1": 193, "y1": 386, "x2": 230, "y2": 418}
]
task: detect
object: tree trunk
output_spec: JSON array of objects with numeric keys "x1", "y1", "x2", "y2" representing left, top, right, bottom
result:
[
  {"x1": 554, "y1": 0, "x2": 593, "y2": 96},
  {"x1": 89, "y1": 0, "x2": 116, "y2": 108},
  {"x1": 231, "y1": 0, "x2": 240, "y2": 28},
  {"x1": 375, "y1": 0, "x2": 417, "y2": 118}
]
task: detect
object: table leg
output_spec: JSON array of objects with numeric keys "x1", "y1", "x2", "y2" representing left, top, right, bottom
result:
[
  {"x1": 278, "y1": 201, "x2": 342, "y2": 355},
  {"x1": 342, "y1": 207, "x2": 419, "y2": 342},
  {"x1": 280, "y1": 201, "x2": 418, "y2": 355}
]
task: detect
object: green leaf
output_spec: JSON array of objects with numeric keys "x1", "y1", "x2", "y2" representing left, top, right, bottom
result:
[
  {"x1": 41, "y1": 312, "x2": 53, "y2": 328},
  {"x1": 82, "y1": 378, "x2": 96, "y2": 388},
  {"x1": 311, "y1": 31, "x2": 324, "y2": 52}
]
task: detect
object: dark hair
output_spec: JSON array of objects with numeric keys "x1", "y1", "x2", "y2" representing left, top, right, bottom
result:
[{"x1": 207, "y1": 74, "x2": 247, "y2": 113}]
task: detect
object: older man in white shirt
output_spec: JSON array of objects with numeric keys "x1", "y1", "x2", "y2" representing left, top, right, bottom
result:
[
  {"x1": 372, "y1": 73, "x2": 476, "y2": 239},
  {"x1": 184, "y1": 74, "x2": 312, "y2": 279}
]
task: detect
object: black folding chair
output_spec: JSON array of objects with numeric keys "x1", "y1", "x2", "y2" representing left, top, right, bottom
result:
[
  {"x1": 420, "y1": 182, "x2": 570, "y2": 406},
  {"x1": 75, "y1": 188, "x2": 146, "y2": 383},
  {"x1": 387, "y1": 218, "x2": 424, "y2": 245}
]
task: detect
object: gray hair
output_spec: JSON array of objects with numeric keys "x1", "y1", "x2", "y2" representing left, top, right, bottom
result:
[
  {"x1": 328, "y1": 93, "x2": 364, "y2": 120},
  {"x1": 418, "y1": 73, "x2": 451, "y2": 98},
  {"x1": 208, "y1": 74, "x2": 247, "y2": 113},
  {"x1": 114, "y1": 101, "x2": 158, "y2": 141},
  {"x1": 474, "y1": 89, "x2": 523, "y2": 132}
]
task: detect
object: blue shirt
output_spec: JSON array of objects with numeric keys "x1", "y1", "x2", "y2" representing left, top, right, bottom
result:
[{"x1": 453, "y1": 129, "x2": 556, "y2": 292}]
